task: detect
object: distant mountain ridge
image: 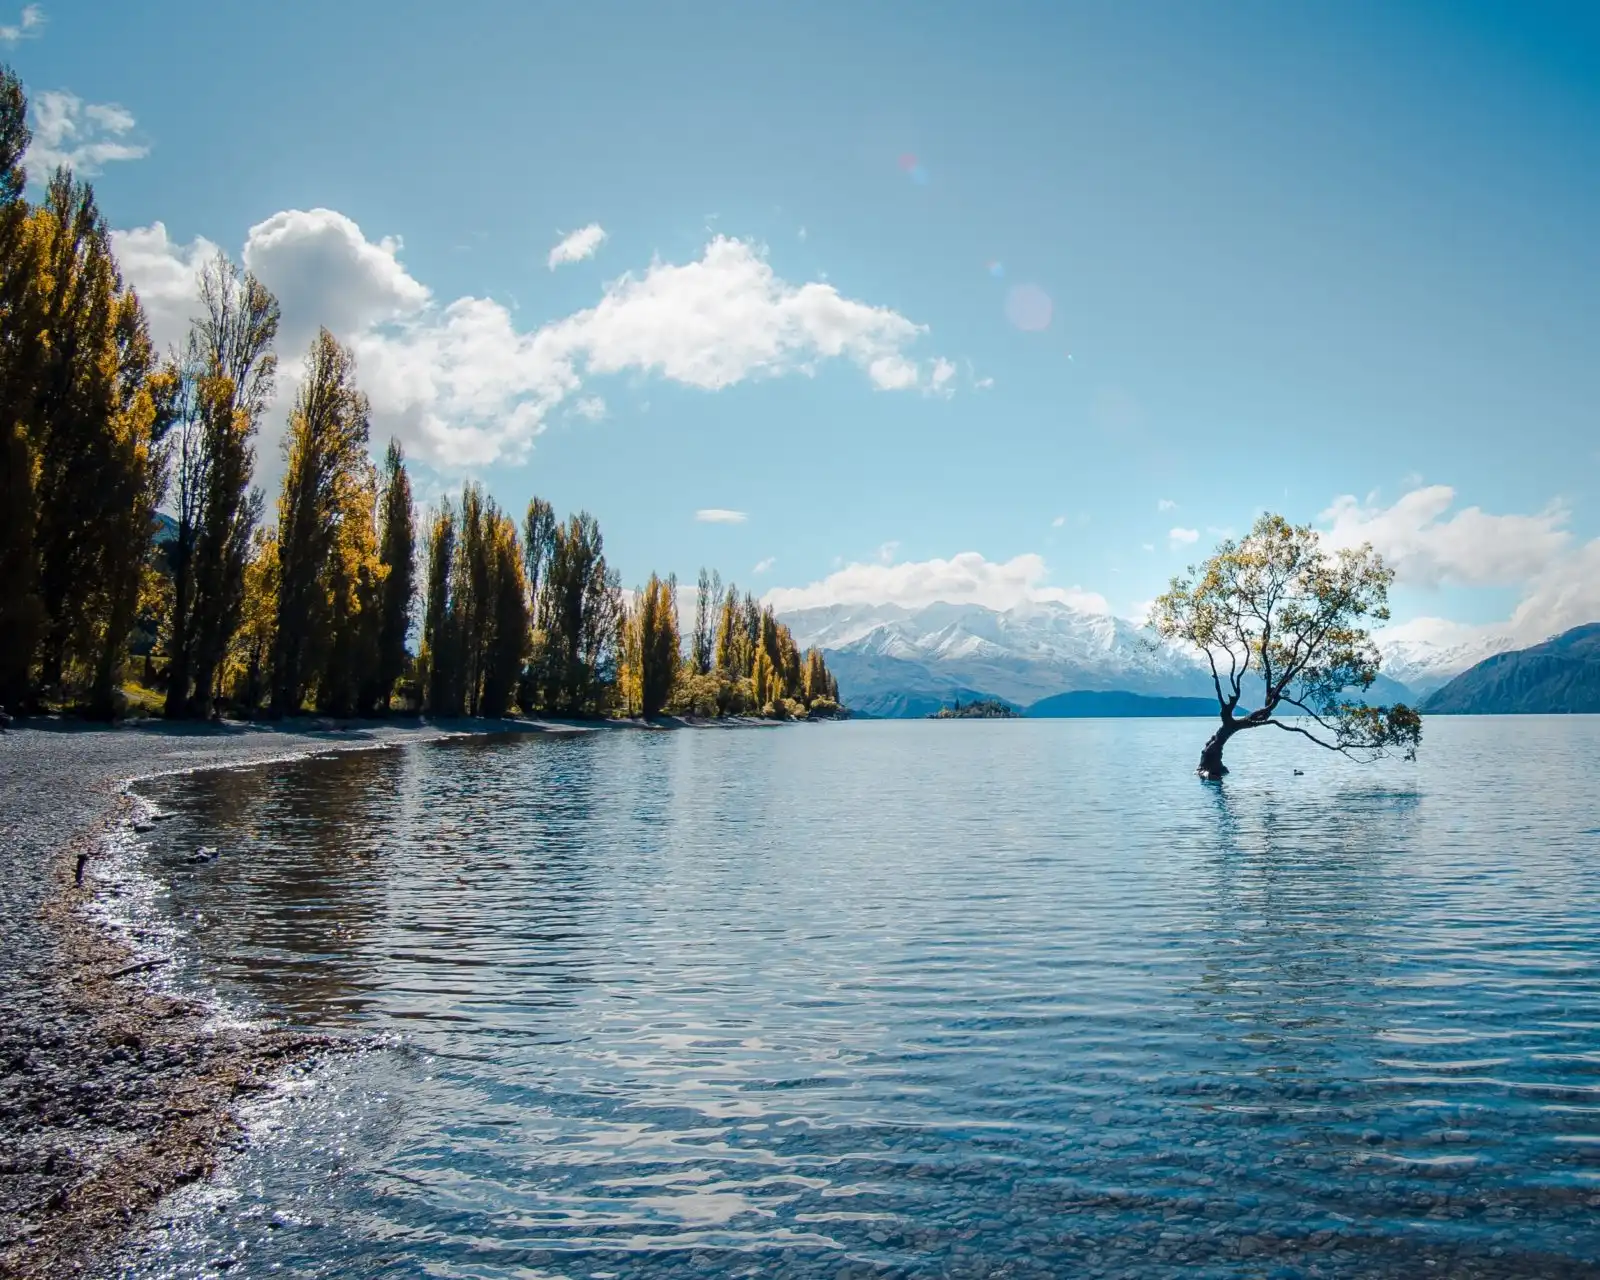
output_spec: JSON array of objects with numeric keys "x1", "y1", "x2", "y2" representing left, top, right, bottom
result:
[
  {"x1": 782, "y1": 600, "x2": 1216, "y2": 712},
  {"x1": 1371, "y1": 631, "x2": 1516, "y2": 696},
  {"x1": 782, "y1": 599, "x2": 1423, "y2": 718},
  {"x1": 1421, "y1": 624, "x2": 1600, "y2": 714},
  {"x1": 1027, "y1": 690, "x2": 1219, "y2": 718}
]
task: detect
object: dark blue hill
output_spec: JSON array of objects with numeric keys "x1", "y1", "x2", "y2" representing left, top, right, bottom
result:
[{"x1": 1422, "y1": 624, "x2": 1600, "y2": 714}]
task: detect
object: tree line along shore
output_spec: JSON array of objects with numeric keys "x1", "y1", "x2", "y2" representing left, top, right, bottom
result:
[{"x1": 0, "y1": 66, "x2": 842, "y2": 726}]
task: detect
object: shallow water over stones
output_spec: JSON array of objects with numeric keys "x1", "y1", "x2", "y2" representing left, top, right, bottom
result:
[{"x1": 116, "y1": 718, "x2": 1600, "y2": 1278}]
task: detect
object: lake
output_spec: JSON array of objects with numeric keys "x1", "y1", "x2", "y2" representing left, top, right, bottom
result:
[{"x1": 114, "y1": 717, "x2": 1600, "y2": 1278}]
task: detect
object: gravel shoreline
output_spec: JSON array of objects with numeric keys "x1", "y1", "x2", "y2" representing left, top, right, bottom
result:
[{"x1": 0, "y1": 716, "x2": 597, "y2": 1279}]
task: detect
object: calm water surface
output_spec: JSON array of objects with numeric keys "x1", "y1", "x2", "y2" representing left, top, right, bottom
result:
[{"x1": 115, "y1": 718, "x2": 1600, "y2": 1278}]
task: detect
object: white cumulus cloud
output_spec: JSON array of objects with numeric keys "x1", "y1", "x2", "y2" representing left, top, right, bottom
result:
[
  {"x1": 108, "y1": 222, "x2": 220, "y2": 353},
  {"x1": 546, "y1": 236, "x2": 931, "y2": 392},
  {"x1": 1327, "y1": 484, "x2": 1599, "y2": 653},
  {"x1": 116, "y1": 219, "x2": 947, "y2": 468},
  {"x1": 547, "y1": 223, "x2": 607, "y2": 269},
  {"x1": 572, "y1": 396, "x2": 606, "y2": 422},
  {"x1": 1320, "y1": 484, "x2": 1570, "y2": 589},
  {"x1": 764, "y1": 551, "x2": 1111, "y2": 615},
  {"x1": 242, "y1": 208, "x2": 431, "y2": 355},
  {"x1": 695, "y1": 508, "x2": 747, "y2": 524},
  {"x1": 25, "y1": 89, "x2": 146, "y2": 176},
  {"x1": 1169, "y1": 527, "x2": 1199, "y2": 547}
]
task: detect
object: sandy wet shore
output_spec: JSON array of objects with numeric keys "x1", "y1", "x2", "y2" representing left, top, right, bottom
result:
[{"x1": 0, "y1": 715, "x2": 599, "y2": 1279}]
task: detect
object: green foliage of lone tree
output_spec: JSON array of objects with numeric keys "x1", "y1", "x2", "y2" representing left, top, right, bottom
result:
[{"x1": 1149, "y1": 514, "x2": 1422, "y2": 780}]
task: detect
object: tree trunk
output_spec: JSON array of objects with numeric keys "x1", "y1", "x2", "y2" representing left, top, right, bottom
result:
[
  {"x1": 189, "y1": 646, "x2": 218, "y2": 720},
  {"x1": 1197, "y1": 720, "x2": 1237, "y2": 780},
  {"x1": 88, "y1": 582, "x2": 136, "y2": 721},
  {"x1": 164, "y1": 529, "x2": 193, "y2": 719}
]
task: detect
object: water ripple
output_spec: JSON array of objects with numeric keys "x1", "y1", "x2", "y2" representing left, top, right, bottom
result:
[{"x1": 115, "y1": 718, "x2": 1600, "y2": 1278}]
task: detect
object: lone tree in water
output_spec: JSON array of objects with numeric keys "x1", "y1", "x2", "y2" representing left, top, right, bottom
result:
[{"x1": 1149, "y1": 514, "x2": 1422, "y2": 780}]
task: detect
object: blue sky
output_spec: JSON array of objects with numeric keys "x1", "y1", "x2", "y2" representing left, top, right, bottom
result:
[{"x1": 9, "y1": 0, "x2": 1599, "y2": 643}]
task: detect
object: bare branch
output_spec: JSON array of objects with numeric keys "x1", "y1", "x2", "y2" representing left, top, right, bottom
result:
[{"x1": 1266, "y1": 717, "x2": 1345, "y2": 753}]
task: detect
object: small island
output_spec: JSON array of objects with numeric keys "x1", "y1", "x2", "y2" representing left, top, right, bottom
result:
[{"x1": 930, "y1": 698, "x2": 1019, "y2": 719}]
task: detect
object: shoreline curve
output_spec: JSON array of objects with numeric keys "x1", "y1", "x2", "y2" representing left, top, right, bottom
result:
[{"x1": 0, "y1": 714, "x2": 635, "y2": 1278}]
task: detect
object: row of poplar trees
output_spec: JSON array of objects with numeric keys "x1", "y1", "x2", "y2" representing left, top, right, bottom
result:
[
  {"x1": 0, "y1": 65, "x2": 843, "y2": 723},
  {"x1": 417, "y1": 505, "x2": 843, "y2": 722},
  {"x1": 614, "y1": 568, "x2": 842, "y2": 720}
]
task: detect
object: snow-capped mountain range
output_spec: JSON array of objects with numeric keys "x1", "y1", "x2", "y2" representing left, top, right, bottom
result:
[
  {"x1": 778, "y1": 600, "x2": 1508, "y2": 717},
  {"x1": 1367, "y1": 630, "x2": 1516, "y2": 696}
]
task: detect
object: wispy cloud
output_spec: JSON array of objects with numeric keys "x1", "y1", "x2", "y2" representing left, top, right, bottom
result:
[
  {"x1": 1169, "y1": 527, "x2": 1199, "y2": 548},
  {"x1": 0, "y1": 4, "x2": 43, "y2": 43},
  {"x1": 753, "y1": 556, "x2": 776, "y2": 575},
  {"x1": 25, "y1": 89, "x2": 147, "y2": 175},
  {"x1": 1051, "y1": 515, "x2": 1066, "y2": 528},
  {"x1": 1157, "y1": 498, "x2": 1177, "y2": 511},
  {"x1": 696, "y1": 508, "x2": 747, "y2": 524},
  {"x1": 547, "y1": 223, "x2": 607, "y2": 269},
  {"x1": 571, "y1": 396, "x2": 606, "y2": 422}
]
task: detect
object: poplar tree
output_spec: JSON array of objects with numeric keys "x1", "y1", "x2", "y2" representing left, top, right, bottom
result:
[
  {"x1": 419, "y1": 501, "x2": 457, "y2": 715},
  {"x1": 480, "y1": 509, "x2": 529, "y2": 718},
  {"x1": 0, "y1": 65, "x2": 40, "y2": 705},
  {"x1": 741, "y1": 593, "x2": 761, "y2": 674},
  {"x1": 19, "y1": 170, "x2": 175, "y2": 711},
  {"x1": 714, "y1": 584, "x2": 742, "y2": 675},
  {"x1": 452, "y1": 484, "x2": 490, "y2": 715},
  {"x1": 0, "y1": 72, "x2": 179, "y2": 713},
  {"x1": 751, "y1": 643, "x2": 777, "y2": 710},
  {"x1": 270, "y1": 329, "x2": 370, "y2": 715},
  {"x1": 691, "y1": 567, "x2": 720, "y2": 675},
  {"x1": 227, "y1": 527, "x2": 278, "y2": 713},
  {"x1": 165, "y1": 254, "x2": 279, "y2": 718},
  {"x1": 87, "y1": 285, "x2": 178, "y2": 717},
  {"x1": 522, "y1": 496, "x2": 556, "y2": 617},
  {"x1": 533, "y1": 512, "x2": 621, "y2": 715},
  {"x1": 804, "y1": 647, "x2": 828, "y2": 702},
  {"x1": 316, "y1": 453, "x2": 383, "y2": 716},
  {"x1": 372, "y1": 439, "x2": 415, "y2": 710},
  {"x1": 621, "y1": 573, "x2": 681, "y2": 718}
]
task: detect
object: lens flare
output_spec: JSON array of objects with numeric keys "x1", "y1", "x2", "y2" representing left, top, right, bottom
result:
[
  {"x1": 1004, "y1": 283, "x2": 1053, "y2": 332},
  {"x1": 898, "y1": 154, "x2": 929, "y2": 185}
]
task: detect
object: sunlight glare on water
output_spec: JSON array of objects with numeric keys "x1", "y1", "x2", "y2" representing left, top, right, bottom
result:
[{"x1": 118, "y1": 718, "x2": 1600, "y2": 1279}]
